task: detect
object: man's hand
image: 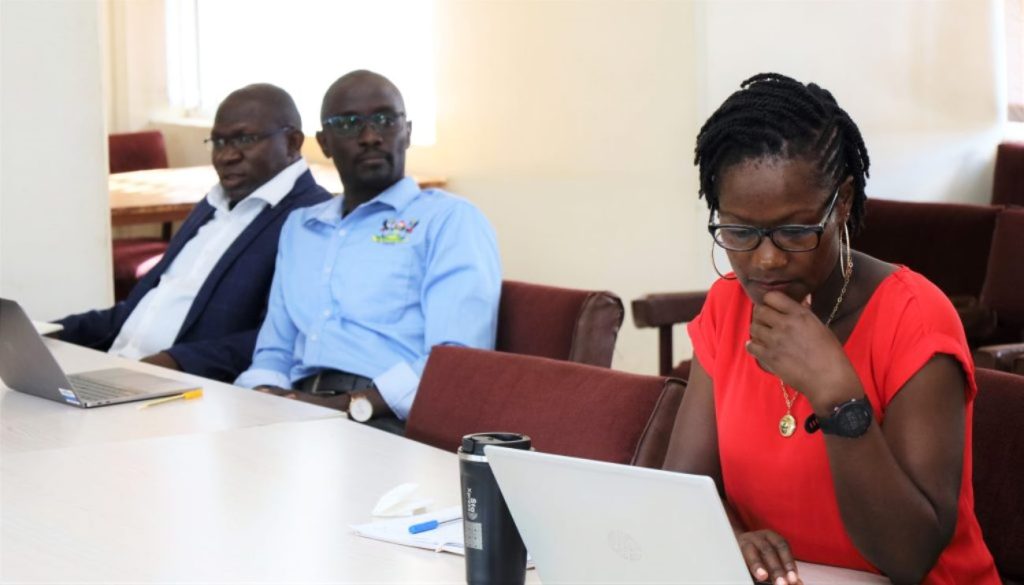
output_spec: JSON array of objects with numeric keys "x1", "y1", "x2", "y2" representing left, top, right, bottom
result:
[
  {"x1": 255, "y1": 385, "x2": 295, "y2": 397},
  {"x1": 141, "y1": 351, "x2": 182, "y2": 371},
  {"x1": 288, "y1": 391, "x2": 353, "y2": 411},
  {"x1": 255, "y1": 386, "x2": 352, "y2": 411},
  {"x1": 737, "y1": 530, "x2": 802, "y2": 585}
]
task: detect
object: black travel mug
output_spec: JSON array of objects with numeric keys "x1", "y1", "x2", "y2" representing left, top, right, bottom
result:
[{"x1": 458, "y1": 432, "x2": 531, "y2": 585}]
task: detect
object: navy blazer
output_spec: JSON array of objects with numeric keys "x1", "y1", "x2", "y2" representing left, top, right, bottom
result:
[{"x1": 59, "y1": 170, "x2": 332, "y2": 382}]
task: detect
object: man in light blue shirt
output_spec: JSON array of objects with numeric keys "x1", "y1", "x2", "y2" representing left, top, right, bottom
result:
[{"x1": 235, "y1": 71, "x2": 501, "y2": 429}]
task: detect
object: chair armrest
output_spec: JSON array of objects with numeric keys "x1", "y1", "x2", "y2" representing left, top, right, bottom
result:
[
  {"x1": 974, "y1": 343, "x2": 1024, "y2": 372},
  {"x1": 1015, "y1": 355, "x2": 1024, "y2": 376},
  {"x1": 632, "y1": 291, "x2": 708, "y2": 329}
]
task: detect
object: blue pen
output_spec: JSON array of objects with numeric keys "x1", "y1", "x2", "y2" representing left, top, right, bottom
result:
[{"x1": 408, "y1": 516, "x2": 461, "y2": 534}]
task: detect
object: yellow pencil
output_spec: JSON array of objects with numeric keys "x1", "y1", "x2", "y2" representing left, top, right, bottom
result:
[{"x1": 137, "y1": 389, "x2": 203, "y2": 409}]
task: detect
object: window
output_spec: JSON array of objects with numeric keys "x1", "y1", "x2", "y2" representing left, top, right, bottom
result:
[{"x1": 165, "y1": 0, "x2": 436, "y2": 145}]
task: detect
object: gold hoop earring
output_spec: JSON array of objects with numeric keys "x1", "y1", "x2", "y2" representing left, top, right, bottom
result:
[
  {"x1": 711, "y1": 246, "x2": 737, "y2": 281},
  {"x1": 840, "y1": 223, "x2": 853, "y2": 280}
]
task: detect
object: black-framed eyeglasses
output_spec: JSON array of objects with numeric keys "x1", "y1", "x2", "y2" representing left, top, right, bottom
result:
[
  {"x1": 204, "y1": 127, "x2": 291, "y2": 152},
  {"x1": 321, "y1": 112, "x2": 405, "y2": 138},
  {"x1": 707, "y1": 188, "x2": 840, "y2": 252}
]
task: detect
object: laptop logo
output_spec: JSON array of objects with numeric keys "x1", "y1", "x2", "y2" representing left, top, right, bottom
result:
[{"x1": 607, "y1": 529, "x2": 642, "y2": 561}]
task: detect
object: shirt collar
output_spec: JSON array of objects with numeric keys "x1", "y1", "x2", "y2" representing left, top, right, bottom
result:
[
  {"x1": 307, "y1": 176, "x2": 420, "y2": 228},
  {"x1": 338, "y1": 176, "x2": 420, "y2": 215},
  {"x1": 310, "y1": 196, "x2": 345, "y2": 227},
  {"x1": 207, "y1": 158, "x2": 309, "y2": 212},
  {"x1": 371, "y1": 177, "x2": 420, "y2": 213}
]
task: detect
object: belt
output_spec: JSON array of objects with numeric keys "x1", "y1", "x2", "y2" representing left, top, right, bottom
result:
[{"x1": 297, "y1": 370, "x2": 374, "y2": 396}]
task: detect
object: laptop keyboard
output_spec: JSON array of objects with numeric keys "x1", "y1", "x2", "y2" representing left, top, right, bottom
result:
[{"x1": 67, "y1": 375, "x2": 141, "y2": 401}]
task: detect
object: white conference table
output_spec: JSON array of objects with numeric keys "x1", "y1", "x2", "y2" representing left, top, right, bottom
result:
[{"x1": 0, "y1": 342, "x2": 889, "y2": 584}]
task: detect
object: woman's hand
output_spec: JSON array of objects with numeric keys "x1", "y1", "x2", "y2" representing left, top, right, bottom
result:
[
  {"x1": 737, "y1": 529, "x2": 801, "y2": 585},
  {"x1": 746, "y1": 291, "x2": 858, "y2": 408}
]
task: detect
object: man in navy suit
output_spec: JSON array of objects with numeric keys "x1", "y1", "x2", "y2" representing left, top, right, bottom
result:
[{"x1": 58, "y1": 84, "x2": 331, "y2": 382}]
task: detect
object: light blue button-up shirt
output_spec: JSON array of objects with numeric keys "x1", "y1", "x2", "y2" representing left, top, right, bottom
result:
[{"x1": 234, "y1": 177, "x2": 502, "y2": 419}]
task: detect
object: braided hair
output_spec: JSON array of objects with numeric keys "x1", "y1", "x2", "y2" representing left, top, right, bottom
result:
[{"x1": 695, "y1": 73, "x2": 870, "y2": 232}]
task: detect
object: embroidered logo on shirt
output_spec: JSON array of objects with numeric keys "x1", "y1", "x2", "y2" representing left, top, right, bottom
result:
[{"x1": 372, "y1": 218, "x2": 419, "y2": 244}]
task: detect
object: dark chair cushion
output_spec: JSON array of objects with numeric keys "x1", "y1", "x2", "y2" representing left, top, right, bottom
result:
[
  {"x1": 108, "y1": 131, "x2": 169, "y2": 174},
  {"x1": 406, "y1": 346, "x2": 683, "y2": 468},
  {"x1": 973, "y1": 368, "x2": 1024, "y2": 582},
  {"x1": 497, "y1": 280, "x2": 624, "y2": 368}
]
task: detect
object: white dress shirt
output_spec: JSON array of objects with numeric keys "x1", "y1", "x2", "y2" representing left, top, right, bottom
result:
[{"x1": 109, "y1": 159, "x2": 308, "y2": 360}]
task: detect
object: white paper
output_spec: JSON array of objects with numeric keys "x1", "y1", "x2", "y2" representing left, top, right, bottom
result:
[
  {"x1": 352, "y1": 506, "x2": 466, "y2": 555},
  {"x1": 351, "y1": 506, "x2": 535, "y2": 569}
]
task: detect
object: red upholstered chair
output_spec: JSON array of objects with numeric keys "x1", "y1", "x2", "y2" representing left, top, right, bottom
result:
[
  {"x1": 405, "y1": 346, "x2": 685, "y2": 469},
  {"x1": 632, "y1": 291, "x2": 705, "y2": 378},
  {"x1": 972, "y1": 368, "x2": 1024, "y2": 583},
  {"x1": 497, "y1": 280, "x2": 624, "y2": 368},
  {"x1": 993, "y1": 141, "x2": 1024, "y2": 207},
  {"x1": 974, "y1": 207, "x2": 1024, "y2": 371},
  {"x1": 856, "y1": 198, "x2": 999, "y2": 305},
  {"x1": 112, "y1": 240, "x2": 165, "y2": 301},
  {"x1": 108, "y1": 131, "x2": 169, "y2": 174},
  {"x1": 108, "y1": 130, "x2": 172, "y2": 301}
]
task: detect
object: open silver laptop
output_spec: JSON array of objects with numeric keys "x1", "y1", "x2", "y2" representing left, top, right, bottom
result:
[
  {"x1": 485, "y1": 446, "x2": 754, "y2": 585},
  {"x1": 0, "y1": 298, "x2": 199, "y2": 407}
]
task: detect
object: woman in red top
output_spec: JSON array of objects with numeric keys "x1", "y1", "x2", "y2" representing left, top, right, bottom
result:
[{"x1": 663, "y1": 73, "x2": 1000, "y2": 585}]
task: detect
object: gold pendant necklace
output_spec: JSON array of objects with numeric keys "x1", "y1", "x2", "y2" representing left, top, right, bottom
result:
[
  {"x1": 779, "y1": 381, "x2": 798, "y2": 437},
  {"x1": 777, "y1": 244, "x2": 854, "y2": 438}
]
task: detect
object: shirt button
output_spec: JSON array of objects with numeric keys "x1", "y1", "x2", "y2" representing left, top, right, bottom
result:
[
  {"x1": 337, "y1": 229, "x2": 347, "y2": 237},
  {"x1": 310, "y1": 334, "x2": 319, "y2": 342},
  {"x1": 322, "y1": 309, "x2": 331, "y2": 317}
]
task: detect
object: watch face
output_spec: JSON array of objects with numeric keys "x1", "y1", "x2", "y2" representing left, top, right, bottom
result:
[
  {"x1": 349, "y1": 396, "x2": 374, "y2": 423},
  {"x1": 836, "y1": 402, "x2": 872, "y2": 437}
]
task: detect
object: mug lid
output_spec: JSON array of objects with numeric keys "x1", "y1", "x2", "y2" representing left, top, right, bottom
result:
[{"x1": 460, "y1": 432, "x2": 532, "y2": 456}]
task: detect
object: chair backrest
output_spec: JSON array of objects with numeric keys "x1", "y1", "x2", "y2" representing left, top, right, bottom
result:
[
  {"x1": 973, "y1": 368, "x2": 1024, "y2": 582},
  {"x1": 993, "y1": 141, "x2": 1024, "y2": 207},
  {"x1": 405, "y1": 346, "x2": 685, "y2": 469},
  {"x1": 856, "y1": 199, "x2": 999, "y2": 299},
  {"x1": 980, "y1": 207, "x2": 1024, "y2": 341},
  {"x1": 496, "y1": 280, "x2": 624, "y2": 368},
  {"x1": 108, "y1": 130, "x2": 169, "y2": 174}
]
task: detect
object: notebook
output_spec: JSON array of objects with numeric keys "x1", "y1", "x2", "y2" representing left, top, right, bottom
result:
[{"x1": 0, "y1": 298, "x2": 199, "y2": 408}]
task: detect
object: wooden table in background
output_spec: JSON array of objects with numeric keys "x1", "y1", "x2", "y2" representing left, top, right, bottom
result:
[{"x1": 109, "y1": 164, "x2": 447, "y2": 227}]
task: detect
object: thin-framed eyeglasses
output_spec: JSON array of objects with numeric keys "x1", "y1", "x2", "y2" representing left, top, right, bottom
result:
[
  {"x1": 321, "y1": 112, "x2": 406, "y2": 138},
  {"x1": 707, "y1": 188, "x2": 840, "y2": 252},
  {"x1": 204, "y1": 127, "x2": 291, "y2": 152}
]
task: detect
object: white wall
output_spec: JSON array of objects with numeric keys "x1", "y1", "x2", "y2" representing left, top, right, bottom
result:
[
  {"x1": 697, "y1": 0, "x2": 1004, "y2": 205},
  {"x1": 1, "y1": 0, "x2": 112, "y2": 320},
  {"x1": 423, "y1": 0, "x2": 704, "y2": 374}
]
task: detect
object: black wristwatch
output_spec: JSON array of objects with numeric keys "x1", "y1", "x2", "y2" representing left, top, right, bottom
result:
[{"x1": 805, "y1": 397, "x2": 873, "y2": 438}]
